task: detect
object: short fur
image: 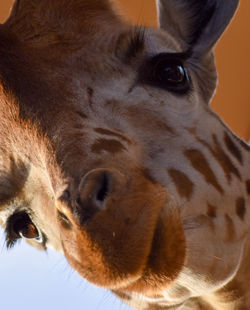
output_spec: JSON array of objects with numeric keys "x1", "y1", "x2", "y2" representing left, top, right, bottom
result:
[{"x1": 0, "y1": 0, "x2": 249, "y2": 309}]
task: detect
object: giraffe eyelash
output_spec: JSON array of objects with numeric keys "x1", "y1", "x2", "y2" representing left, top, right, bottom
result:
[
  {"x1": 4, "y1": 213, "x2": 21, "y2": 250},
  {"x1": 4, "y1": 211, "x2": 47, "y2": 250},
  {"x1": 4, "y1": 226, "x2": 48, "y2": 251},
  {"x1": 4, "y1": 232, "x2": 20, "y2": 250},
  {"x1": 126, "y1": 26, "x2": 146, "y2": 60}
]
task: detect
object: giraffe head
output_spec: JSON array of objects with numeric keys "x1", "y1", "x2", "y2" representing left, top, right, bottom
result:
[{"x1": 1, "y1": 0, "x2": 249, "y2": 307}]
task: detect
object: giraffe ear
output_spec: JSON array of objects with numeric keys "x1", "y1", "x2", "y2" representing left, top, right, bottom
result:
[{"x1": 156, "y1": 0, "x2": 239, "y2": 54}]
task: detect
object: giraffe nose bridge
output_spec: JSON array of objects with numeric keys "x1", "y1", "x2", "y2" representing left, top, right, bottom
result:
[{"x1": 74, "y1": 168, "x2": 126, "y2": 223}]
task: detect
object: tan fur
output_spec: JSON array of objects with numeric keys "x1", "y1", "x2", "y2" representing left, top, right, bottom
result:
[{"x1": 0, "y1": 0, "x2": 249, "y2": 309}]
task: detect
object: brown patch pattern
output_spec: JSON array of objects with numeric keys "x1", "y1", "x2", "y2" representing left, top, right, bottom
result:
[
  {"x1": 216, "y1": 278, "x2": 244, "y2": 303},
  {"x1": 142, "y1": 168, "x2": 157, "y2": 184},
  {"x1": 196, "y1": 134, "x2": 241, "y2": 183},
  {"x1": 168, "y1": 168, "x2": 194, "y2": 199},
  {"x1": 207, "y1": 203, "x2": 217, "y2": 218},
  {"x1": 246, "y1": 180, "x2": 250, "y2": 195},
  {"x1": 75, "y1": 110, "x2": 87, "y2": 119},
  {"x1": 195, "y1": 215, "x2": 215, "y2": 232},
  {"x1": 113, "y1": 290, "x2": 131, "y2": 301},
  {"x1": 91, "y1": 138, "x2": 125, "y2": 154},
  {"x1": 127, "y1": 106, "x2": 174, "y2": 134},
  {"x1": 144, "y1": 304, "x2": 173, "y2": 310},
  {"x1": 187, "y1": 129, "x2": 241, "y2": 183},
  {"x1": 211, "y1": 135, "x2": 241, "y2": 181},
  {"x1": 224, "y1": 132, "x2": 243, "y2": 164},
  {"x1": 235, "y1": 197, "x2": 246, "y2": 221},
  {"x1": 87, "y1": 87, "x2": 94, "y2": 106},
  {"x1": 184, "y1": 149, "x2": 224, "y2": 194},
  {"x1": 224, "y1": 214, "x2": 236, "y2": 242}
]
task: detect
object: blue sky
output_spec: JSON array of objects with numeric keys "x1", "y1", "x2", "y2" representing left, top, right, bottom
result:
[{"x1": 0, "y1": 229, "x2": 132, "y2": 310}]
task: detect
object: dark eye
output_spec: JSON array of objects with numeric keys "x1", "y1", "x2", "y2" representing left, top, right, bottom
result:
[
  {"x1": 154, "y1": 61, "x2": 186, "y2": 84},
  {"x1": 13, "y1": 213, "x2": 39, "y2": 239},
  {"x1": 139, "y1": 53, "x2": 190, "y2": 94},
  {"x1": 5, "y1": 212, "x2": 42, "y2": 248}
]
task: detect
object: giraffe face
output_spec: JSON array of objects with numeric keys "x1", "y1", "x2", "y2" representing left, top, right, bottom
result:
[
  {"x1": 46, "y1": 26, "x2": 204, "y2": 290},
  {"x1": 51, "y1": 26, "x2": 191, "y2": 289},
  {"x1": 0, "y1": 0, "x2": 248, "y2": 307}
]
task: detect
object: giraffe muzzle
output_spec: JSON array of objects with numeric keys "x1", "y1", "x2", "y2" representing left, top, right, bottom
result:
[{"x1": 57, "y1": 167, "x2": 176, "y2": 289}]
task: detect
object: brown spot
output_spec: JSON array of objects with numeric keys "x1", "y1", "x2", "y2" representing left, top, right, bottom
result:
[
  {"x1": 195, "y1": 300, "x2": 215, "y2": 310},
  {"x1": 246, "y1": 180, "x2": 250, "y2": 195},
  {"x1": 216, "y1": 278, "x2": 244, "y2": 303},
  {"x1": 127, "y1": 106, "x2": 174, "y2": 134},
  {"x1": 112, "y1": 290, "x2": 131, "y2": 301},
  {"x1": 168, "y1": 168, "x2": 194, "y2": 199},
  {"x1": 207, "y1": 203, "x2": 217, "y2": 218},
  {"x1": 184, "y1": 149, "x2": 224, "y2": 194},
  {"x1": 75, "y1": 110, "x2": 87, "y2": 119},
  {"x1": 212, "y1": 135, "x2": 241, "y2": 180},
  {"x1": 105, "y1": 99, "x2": 119, "y2": 106},
  {"x1": 224, "y1": 132, "x2": 243, "y2": 164},
  {"x1": 197, "y1": 301, "x2": 215, "y2": 310},
  {"x1": 195, "y1": 215, "x2": 215, "y2": 232},
  {"x1": 201, "y1": 135, "x2": 241, "y2": 183},
  {"x1": 145, "y1": 304, "x2": 172, "y2": 310},
  {"x1": 91, "y1": 138, "x2": 125, "y2": 154},
  {"x1": 142, "y1": 168, "x2": 157, "y2": 184},
  {"x1": 235, "y1": 197, "x2": 246, "y2": 221},
  {"x1": 87, "y1": 87, "x2": 93, "y2": 106},
  {"x1": 225, "y1": 214, "x2": 236, "y2": 242},
  {"x1": 94, "y1": 128, "x2": 131, "y2": 144},
  {"x1": 186, "y1": 127, "x2": 196, "y2": 135},
  {"x1": 187, "y1": 130, "x2": 241, "y2": 183},
  {"x1": 151, "y1": 294, "x2": 165, "y2": 299}
]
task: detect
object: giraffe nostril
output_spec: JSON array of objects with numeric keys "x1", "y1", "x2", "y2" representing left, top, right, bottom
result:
[
  {"x1": 75, "y1": 168, "x2": 126, "y2": 224},
  {"x1": 96, "y1": 172, "x2": 109, "y2": 203},
  {"x1": 77, "y1": 169, "x2": 112, "y2": 216}
]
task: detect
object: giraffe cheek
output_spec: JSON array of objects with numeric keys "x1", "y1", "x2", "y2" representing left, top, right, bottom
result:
[{"x1": 60, "y1": 174, "x2": 169, "y2": 289}]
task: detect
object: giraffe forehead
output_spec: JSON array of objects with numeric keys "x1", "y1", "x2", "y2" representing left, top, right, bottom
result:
[{"x1": 73, "y1": 26, "x2": 183, "y2": 84}]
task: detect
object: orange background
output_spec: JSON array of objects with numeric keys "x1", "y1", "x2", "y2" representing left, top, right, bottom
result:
[{"x1": 0, "y1": 0, "x2": 249, "y2": 140}]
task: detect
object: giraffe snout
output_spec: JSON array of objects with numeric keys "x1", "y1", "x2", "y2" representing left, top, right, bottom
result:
[{"x1": 57, "y1": 167, "x2": 179, "y2": 289}]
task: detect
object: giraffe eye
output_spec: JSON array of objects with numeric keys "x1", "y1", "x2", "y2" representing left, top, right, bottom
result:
[
  {"x1": 154, "y1": 61, "x2": 186, "y2": 84},
  {"x1": 13, "y1": 214, "x2": 39, "y2": 239},
  {"x1": 139, "y1": 53, "x2": 191, "y2": 94},
  {"x1": 152, "y1": 57, "x2": 190, "y2": 93},
  {"x1": 5, "y1": 211, "x2": 42, "y2": 248}
]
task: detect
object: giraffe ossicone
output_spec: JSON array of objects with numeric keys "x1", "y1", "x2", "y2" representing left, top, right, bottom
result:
[{"x1": 0, "y1": 0, "x2": 249, "y2": 309}]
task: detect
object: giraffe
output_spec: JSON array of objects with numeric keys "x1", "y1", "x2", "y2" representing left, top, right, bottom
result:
[{"x1": 0, "y1": 0, "x2": 249, "y2": 309}]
